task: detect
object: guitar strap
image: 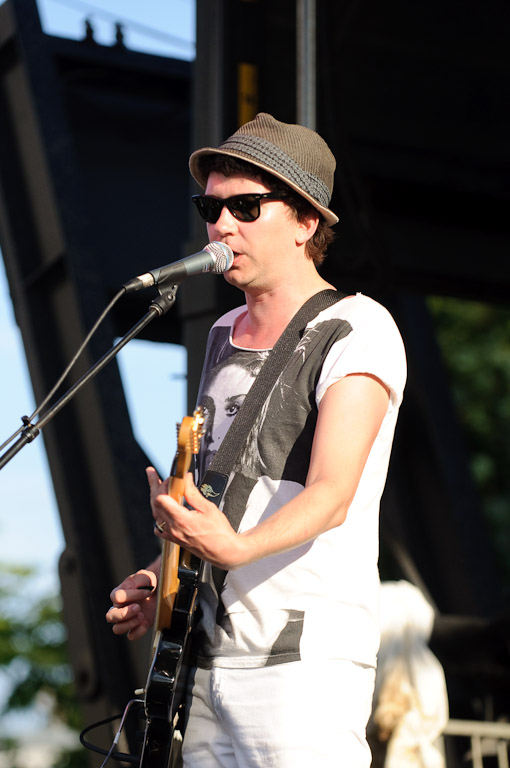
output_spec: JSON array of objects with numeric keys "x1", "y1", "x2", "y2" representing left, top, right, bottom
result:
[{"x1": 199, "y1": 288, "x2": 346, "y2": 506}]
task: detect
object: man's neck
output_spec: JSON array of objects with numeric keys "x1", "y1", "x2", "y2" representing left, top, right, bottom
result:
[{"x1": 233, "y1": 274, "x2": 335, "y2": 350}]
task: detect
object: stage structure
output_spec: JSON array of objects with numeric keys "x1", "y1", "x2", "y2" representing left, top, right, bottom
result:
[{"x1": 0, "y1": 0, "x2": 509, "y2": 759}]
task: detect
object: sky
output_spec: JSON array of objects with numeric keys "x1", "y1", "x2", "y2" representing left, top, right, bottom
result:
[{"x1": 0, "y1": 0, "x2": 195, "y2": 592}]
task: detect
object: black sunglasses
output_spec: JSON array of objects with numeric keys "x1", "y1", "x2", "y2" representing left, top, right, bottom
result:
[{"x1": 191, "y1": 193, "x2": 283, "y2": 224}]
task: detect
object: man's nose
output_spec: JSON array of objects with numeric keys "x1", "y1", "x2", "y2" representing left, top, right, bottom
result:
[{"x1": 209, "y1": 205, "x2": 239, "y2": 236}]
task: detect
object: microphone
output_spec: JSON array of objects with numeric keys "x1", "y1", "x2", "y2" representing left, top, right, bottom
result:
[{"x1": 123, "y1": 241, "x2": 234, "y2": 293}]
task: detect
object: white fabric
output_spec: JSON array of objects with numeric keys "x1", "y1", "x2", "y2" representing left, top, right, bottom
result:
[
  {"x1": 198, "y1": 293, "x2": 407, "y2": 669},
  {"x1": 373, "y1": 581, "x2": 449, "y2": 768},
  {"x1": 183, "y1": 659, "x2": 376, "y2": 768}
]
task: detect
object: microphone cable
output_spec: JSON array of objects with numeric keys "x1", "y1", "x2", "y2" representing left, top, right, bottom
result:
[
  {"x1": 79, "y1": 697, "x2": 143, "y2": 766},
  {"x1": 0, "y1": 287, "x2": 125, "y2": 452}
]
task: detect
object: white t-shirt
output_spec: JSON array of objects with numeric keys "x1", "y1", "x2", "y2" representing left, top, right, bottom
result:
[{"x1": 194, "y1": 293, "x2": 407, "y2": 669}]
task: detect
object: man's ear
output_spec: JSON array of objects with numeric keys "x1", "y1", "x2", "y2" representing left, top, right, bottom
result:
[{"x1": 296, "y1": 212, "x2": 319, "y2": 245}]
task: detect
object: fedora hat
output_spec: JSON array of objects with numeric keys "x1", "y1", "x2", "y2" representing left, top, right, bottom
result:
[{"x1": 189, "y1": 113, "x2": 338, "y2": 226}]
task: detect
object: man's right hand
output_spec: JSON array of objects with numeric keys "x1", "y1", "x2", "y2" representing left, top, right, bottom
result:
[{"x1": 106, "y1": 568, "x2": 158, "y2": 641}]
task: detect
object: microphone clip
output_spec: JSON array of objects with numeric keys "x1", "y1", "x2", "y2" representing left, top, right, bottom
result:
[{"x1": 150, "y1": 281, "x2": 179, "y2": 316}]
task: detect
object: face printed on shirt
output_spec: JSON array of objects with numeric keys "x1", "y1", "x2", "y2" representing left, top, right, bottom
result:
[
  {"x1": 196, "y1": 347, "x2": 269, "y2": 482},
  {"x1": 201, "y1": 363, "x2": 253, "y2": 468}
]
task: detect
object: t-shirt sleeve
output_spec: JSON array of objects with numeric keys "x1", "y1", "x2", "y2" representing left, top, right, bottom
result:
[{"x1": 315, "y1": 296, "x2": 407, "y2": 410}]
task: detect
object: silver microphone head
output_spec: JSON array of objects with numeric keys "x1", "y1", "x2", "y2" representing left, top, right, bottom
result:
[{"x1": 204, "y1": 241, "x2": 234, "y2": 273}]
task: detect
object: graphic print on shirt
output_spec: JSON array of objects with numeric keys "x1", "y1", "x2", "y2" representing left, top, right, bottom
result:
[{"x1": 194, "y1": 314, "x2": 354, "y2": 668}]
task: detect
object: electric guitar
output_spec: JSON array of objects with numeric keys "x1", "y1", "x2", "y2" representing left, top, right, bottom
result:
[{"x1": 139, "y1": 407, "x2": 205, "y2": 768}]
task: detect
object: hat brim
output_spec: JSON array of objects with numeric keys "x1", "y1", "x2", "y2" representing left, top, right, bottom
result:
[{"x1": 189, "y1": 147, "x2": 339, "y2": 226}]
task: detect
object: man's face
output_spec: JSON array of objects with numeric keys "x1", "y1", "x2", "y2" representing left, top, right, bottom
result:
[{"x1": 204, "y1": 171, "x2": 302, "y2": 294}]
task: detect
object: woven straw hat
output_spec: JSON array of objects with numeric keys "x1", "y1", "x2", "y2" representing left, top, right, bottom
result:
[{"x1": 189, "y1": 113, "x2": 338, "y2": 225}]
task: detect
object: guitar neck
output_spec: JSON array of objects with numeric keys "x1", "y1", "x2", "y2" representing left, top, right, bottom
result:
[{"x1": 154, "y1": 474, "x2": 186, "y2": 633}]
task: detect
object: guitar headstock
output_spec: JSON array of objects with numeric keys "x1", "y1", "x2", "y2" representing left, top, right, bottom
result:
[{"x1": 172, "y1": 407, "x2": 205, "y2": 479}]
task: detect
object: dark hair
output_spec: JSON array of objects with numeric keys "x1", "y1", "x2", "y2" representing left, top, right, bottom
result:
[
  {"x1": 207, "y1": 348, "x2": 269, "y2": 383},
  {"x1": 197, "y1": 155, "x2": 335, "y2": 267}
]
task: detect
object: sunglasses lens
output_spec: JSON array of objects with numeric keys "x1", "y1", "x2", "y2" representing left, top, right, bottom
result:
[
  {"x1": 228, "y1": 195, "x2": 260, "y2": 222},
  {"x1": 193, "y1": 196, "x2": 222, "y2": 223}
]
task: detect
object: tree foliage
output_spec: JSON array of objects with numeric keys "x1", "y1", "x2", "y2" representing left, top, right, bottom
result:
[
  {"x1": 0, "y1": 564, "x2": 86, "y2": 767},
  {"x1": 427, "y1": 296, "x2": 510, "y2": 591}
]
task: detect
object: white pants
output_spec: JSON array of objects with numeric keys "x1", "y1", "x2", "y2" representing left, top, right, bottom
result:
[{"x1": 182, "y1": 659, "x2": 375, "y2": 768}]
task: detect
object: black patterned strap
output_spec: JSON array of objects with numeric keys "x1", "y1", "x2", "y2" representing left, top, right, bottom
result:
[{"x1": 199, "y1": 289, "x2": 345, "y2": 505}]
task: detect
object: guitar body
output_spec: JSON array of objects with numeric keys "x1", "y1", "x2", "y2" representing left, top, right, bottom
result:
[
  {"x1": 139, "y1": 556, "x2": 201, "y2": 767},
  {"x1": 139, "y1": 409, "x2": 204, "y2": 768}
]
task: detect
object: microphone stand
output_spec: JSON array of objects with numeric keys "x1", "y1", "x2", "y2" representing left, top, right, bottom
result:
[{"x1": 0, "y1": 283, "x2": 179, "y2": 470}]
